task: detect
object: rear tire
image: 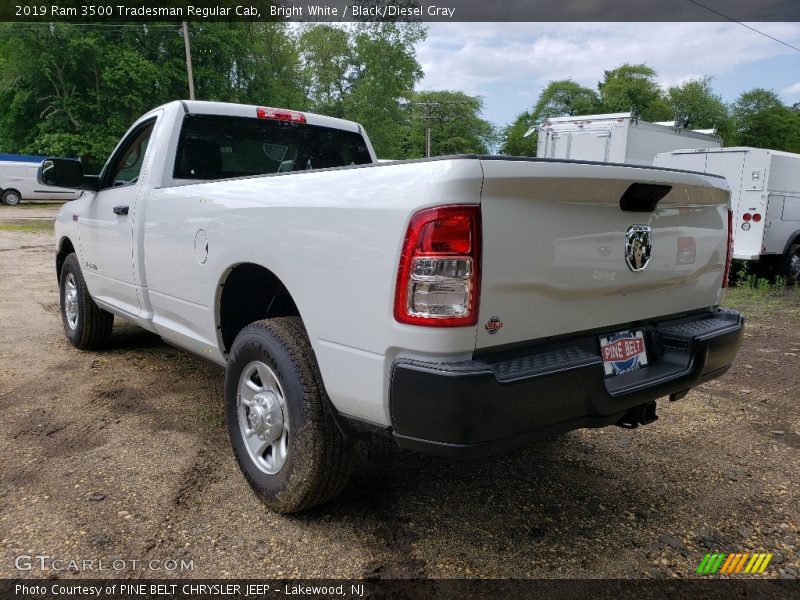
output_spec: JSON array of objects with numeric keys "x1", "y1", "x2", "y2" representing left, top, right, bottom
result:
[
  {"x1": 2, "y1": 189, "x2": 21, "y2": 206},
  {"x1": 59, "y1": 253, "x2": 114, "y2": 349},
  {"x1": 785, "y1": 244, "x2": 800, "y2": 285},
  {"x1": 225, "y1": 317, "x2": 355, "y2": 513}
]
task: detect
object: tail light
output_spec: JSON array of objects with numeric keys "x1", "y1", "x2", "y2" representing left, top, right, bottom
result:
[
  {"x1": 676, "y1": 236, "x2": 696, "y2": 265},
  {"x1": 256, "y1": 107, "x2": 306, "y2": 124},
  {"x1": 752, "y1": 213, "x2": 762, "y2": 222},
  {"x1": 742, "y1": 212, "x2": 752, "y2": 222},
  {"x1": 722, "y1": 208, "x2": 733, "y2": 288},
  {"x1": 394, "y1": 205, "x2": 481, "y2": 326}
]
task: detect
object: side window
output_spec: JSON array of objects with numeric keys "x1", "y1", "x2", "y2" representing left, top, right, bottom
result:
[{"x1": 104, "y1": 121, "x2": 155, "y2": 189}]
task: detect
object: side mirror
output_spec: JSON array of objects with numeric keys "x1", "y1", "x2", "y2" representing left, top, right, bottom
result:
[{"x1": 38, "y1": 158, "x2": 84, "y2": 188}]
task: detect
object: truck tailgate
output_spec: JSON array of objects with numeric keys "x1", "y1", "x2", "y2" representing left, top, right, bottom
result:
[{"x1": 476, "y1": 158, "x2": 730, "y2": 350}]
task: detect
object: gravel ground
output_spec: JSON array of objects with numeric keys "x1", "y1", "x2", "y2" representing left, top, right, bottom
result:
[{"x1": 0, "y1": 204, "x2": 798, "y2": 580}]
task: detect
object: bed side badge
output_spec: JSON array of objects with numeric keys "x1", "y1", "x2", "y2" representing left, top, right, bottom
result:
[{"x1": 485, "y1": 316, "x2": 503, "y2": 335}]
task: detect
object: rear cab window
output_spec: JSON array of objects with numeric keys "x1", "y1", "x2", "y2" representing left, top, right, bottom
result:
[{"x1": 173, "y1": 114, "x2": 373, "y2": 181}]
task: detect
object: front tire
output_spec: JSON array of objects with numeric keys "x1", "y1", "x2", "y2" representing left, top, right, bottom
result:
[
  {"x1": 225, "y1": 317, "x2": 355, "y2": 513},
  {"x1": 59, "y1": 253, "x2": 114, "y2": 349},
  {"x1": 2, "y1": 189, "x2": 21, "y2": 206},
  {"x1": 785, "y1": 244, "x2": 800, "y2": 285}
]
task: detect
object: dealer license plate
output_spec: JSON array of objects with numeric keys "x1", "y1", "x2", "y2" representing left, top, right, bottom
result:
[{"x1": 600, "y1": 330, "x2": 649, "y2": 377}]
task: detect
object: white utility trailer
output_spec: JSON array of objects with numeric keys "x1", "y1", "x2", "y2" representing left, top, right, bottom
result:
[
  {"x1": 654, "y1": 147, "x2": 800, "y2": 282},
  {"x1": 536, "y1": 113, "x2": 721, "y2": 166}
]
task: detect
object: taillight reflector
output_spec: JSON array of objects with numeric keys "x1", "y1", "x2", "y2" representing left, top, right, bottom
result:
[
  {"x1": 394, "y1": 205, "x2": 481, "y2": 327},
  {"x1": 742, "y1": 212, "x2": 752, "y2": 222},
  {"x1": 256, "y1": 106, "x2": 306, "y2": 124},
  {"x1": 752, "y1": 213, "x2": 762, "y2": 222},
  {"x1": 676, "y1": 236, "x2": 696, "y2": 265}
]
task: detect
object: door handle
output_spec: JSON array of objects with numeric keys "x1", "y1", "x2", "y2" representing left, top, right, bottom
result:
[{"x1": 113, "y1": 205, "x2": 129, "y2": 216}]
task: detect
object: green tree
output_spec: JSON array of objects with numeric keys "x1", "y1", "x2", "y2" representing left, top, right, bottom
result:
[
  {"x1": 598, "y1": 63, "x2": 671, "y2": 121},
  {"x1": 298, "y1": 24, "x2": 353, "y2": 117},
  {"x1": 342, "y1": 22, "x2": 427, "y2": 158},
  {"x1": 731, "y1": 88, "x2": 800, "y2": 152},
  {"x1": 244, "y1": 23, "x2": 307, "y2": 109},
  {"x1": 399, "y1": 90, "x2": 496, "y2": 158},
  {"x1": 500, "y1": 111, "x2": 537, "y2": 156},
  {"x1": 0, "y1": 22, "x2": 306, "y2": 169},
  {"x1": 532, "y1": 80, "x2": 600, "y2": 119},
  {"x1": 666, "y1": 77, "x2": 731, "y2": 141}
]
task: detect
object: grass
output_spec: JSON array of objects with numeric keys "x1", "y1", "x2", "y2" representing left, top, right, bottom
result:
[
  {"x1": 18, "y1": 202, "x2": 65, "y2": 209},
  {"x1": 0, "y1": 221, "x2": 54, "y2": 233},
  {"x1": 197, "y1": 403, "x2": 225, "y2": 428},
  {"x1": 723, "y1": 271, "x2": 800, "y2": 316}
]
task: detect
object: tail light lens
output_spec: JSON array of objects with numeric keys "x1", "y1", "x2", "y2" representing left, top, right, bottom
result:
[
  {"x1": 256, "y1": 107, "x2": 306, "y2": 124},
  {"x1": 752, "y1": 213, "x2": 762, "y2": 222},
  {"x1": 394, "y1": 205, "x2": 481, "y2": 326},
  {"x1": 722, "y1": 208, "x2": 733, "y2": 288},
  {"x1": 676, "y1": 236, "x2": 696, "y2": 265},
  {"x1": 742, "y1": 212, "x2": 752, "y2": 222}
]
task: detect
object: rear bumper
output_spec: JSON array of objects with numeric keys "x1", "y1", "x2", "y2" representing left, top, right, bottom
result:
[{"x1": 389, "y1": 309, "x2": 744, "y2": 458}]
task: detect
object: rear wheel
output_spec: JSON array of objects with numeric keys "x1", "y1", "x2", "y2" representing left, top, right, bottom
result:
[
  {"x1": 785, "y1": 244, "x2": 800, "y2": 285},
  {"x1": 59, "y1": 253, "x2": 114, "y2": 349},
  {"x1": 225, "y1": 317, "x2": 355, "y2": 513},
  {"x1": 1, "y1": 189, "x2": 21, "y2": 206}
]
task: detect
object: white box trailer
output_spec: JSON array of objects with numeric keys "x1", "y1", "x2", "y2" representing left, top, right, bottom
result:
[
  {"x1": 654, "y1": 147, "x2": 800, "y2": 282},
  {"x1": 0, "y1": 154, "x2": 82, "y2": 205},
  {"x1": 536, "y1": 113, "x2": 721, "y2": 166}
]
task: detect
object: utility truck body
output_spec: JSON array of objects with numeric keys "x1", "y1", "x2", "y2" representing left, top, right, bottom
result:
[{"x1": 537, "y1": 113, "x2": 721, "y2": 166}]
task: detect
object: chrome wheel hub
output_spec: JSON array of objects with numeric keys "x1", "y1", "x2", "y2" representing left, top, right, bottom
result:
[
  {"x1": 64, "y1": 273, "x2": 79, "y2": 330},
  {"x1": 247, "y1": 391, "x2": 284, "y2": 443},
  {"x1": 237, "y1": 361, "x2": 289, "y2": 475}
]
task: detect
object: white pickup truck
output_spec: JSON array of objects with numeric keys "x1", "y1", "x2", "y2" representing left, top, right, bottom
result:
[{"x1": 41, "y1": 100, "x2": 744, "y2": 512}]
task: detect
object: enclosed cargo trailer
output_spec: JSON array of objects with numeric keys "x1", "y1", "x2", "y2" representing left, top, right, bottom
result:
[{"x1": 536, "y1": 113, "x2": 721, "y2": 166}]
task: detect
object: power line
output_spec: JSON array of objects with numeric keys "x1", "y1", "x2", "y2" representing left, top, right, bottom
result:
[{"x1": 686, "y1": 0, "x2": 800, "y2": 53}]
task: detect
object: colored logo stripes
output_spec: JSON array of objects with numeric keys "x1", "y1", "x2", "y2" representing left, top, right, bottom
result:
[{"x1": 696, "y1": 553, "x2": 773, "y2": 574}]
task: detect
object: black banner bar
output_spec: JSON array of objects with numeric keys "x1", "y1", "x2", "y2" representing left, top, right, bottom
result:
[
  {"x1": 1, "y1": 0, "x2": 800, "y2": 23},
  {"x1": 2, "y1": 579, "x2": 800, "y2": 600}
]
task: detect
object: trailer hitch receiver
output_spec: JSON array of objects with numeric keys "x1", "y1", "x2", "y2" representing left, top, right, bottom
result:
[{"x1": 616, "y1": 402, "x2": 658, "y2": 429}]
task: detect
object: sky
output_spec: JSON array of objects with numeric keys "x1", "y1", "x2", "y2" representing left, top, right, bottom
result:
[{"x1": 414, "y1": 22, "x2": 800, "y2": 127}]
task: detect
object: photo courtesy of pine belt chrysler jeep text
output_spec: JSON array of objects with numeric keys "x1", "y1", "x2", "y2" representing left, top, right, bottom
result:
[{"x1": 41, "y1": 100, "x2": 744, "y2": 512}]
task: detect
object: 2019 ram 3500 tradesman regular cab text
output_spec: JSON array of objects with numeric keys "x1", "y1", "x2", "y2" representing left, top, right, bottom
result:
[{"x1": 41, "y1": 101, "x2": 744, "y2": 512}]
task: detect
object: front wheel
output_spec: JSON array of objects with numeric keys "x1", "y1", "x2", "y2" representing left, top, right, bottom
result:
[
  {"x1": 1, "y1": 189, "x2": 21, "y2": 206},
  {"x1": 59, "y1": 253, "x2": 114, "y2": 349},
  {"x1": 785, "y1": 244, "x2": 800, "y2": 285},
  {"x1": 224, "y1": 317, "x2": 355, "y2": 513}
]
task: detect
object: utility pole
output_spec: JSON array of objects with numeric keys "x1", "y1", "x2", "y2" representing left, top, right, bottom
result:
[
  {"x1": 412, "y1": 99, "x2": 472, "y2": 158},
  {"x1": 182, "y1": 21, "x2": 195, "y2": 100},
  {"x1": 414, "y1": 101, "x2": 438, "y2": 158}
]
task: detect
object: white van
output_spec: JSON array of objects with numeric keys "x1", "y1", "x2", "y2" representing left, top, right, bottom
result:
[{"x1": 0, "y1": 154, "x2": 83, "y2": 204}]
